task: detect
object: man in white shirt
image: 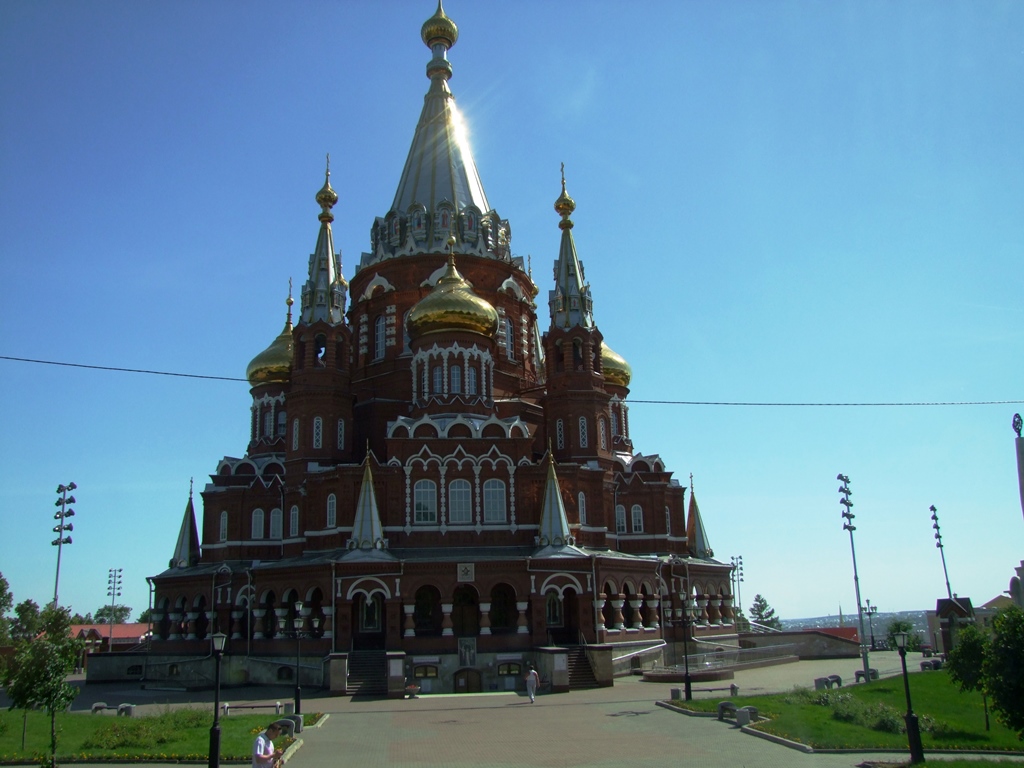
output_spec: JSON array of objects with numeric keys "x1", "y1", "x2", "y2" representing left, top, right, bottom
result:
[{"x1": 252, "y1": 722, "x2": 284, "y2": 768}]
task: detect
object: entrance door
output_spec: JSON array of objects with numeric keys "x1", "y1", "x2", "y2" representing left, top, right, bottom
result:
[
  {"x1": 453, "y1": 668, "x2": 482, "y2": 693},
  {"x1": 352, "y1": 593, "x2": 385, "y2": 650}
]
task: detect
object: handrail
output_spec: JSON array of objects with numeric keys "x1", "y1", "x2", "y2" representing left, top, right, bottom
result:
[
  {"x1": 578, "y1": 630, "x2": 596, "y2": 674},
  {"x1": 746, "y1": 620, "x2": 783, "y2": 633},
  {"x1": 610, "y1": 640, "x2": 666, "y2": 664}
]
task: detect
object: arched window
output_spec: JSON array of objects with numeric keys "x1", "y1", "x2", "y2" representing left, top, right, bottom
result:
[
  {"x1": 545, "y1": 590, "x2": 563, "y2": 626},
  {"x1": 277, "y1": 410, "x2": 287, "y2": 437},
  {"x1": 664, "y1": 505, "x2": 671, "y2": 535},
  {"x1": 631, "y1": 504, "x2": 644, "y2": 533},
  {"x1": 450, "y1": 364, "x2": 462, "y2": 394},
  {"x1": 467, "y1": 365, "x2": 478, "y2": 395},
  {"x1": 337, "y1": 418, "x2": 345, "y2": 449},
  {"x1": 448, "y1": 479, "x2": 471, "y2": 523},
  {"x1": 313, "y1": 416, "x2": 323, "y2": 449},
  {"x1": 414, "y1": 480, "x2": 437, "y2": 523},
  {"x1": 505, "y1": 317, "x2": 515, "y2": 360},
  {"x1": 291, "y1": 418, "x2": 299, "y2": 450},
  {"x1": 262, "y1": 410, "x2": 273, "y2": 439},
  {"x1": 556, "y1": 419, "x2": 564, "y2": 450},
  {"x1": 219, "y1": 510, "x2": 228, "y2": 542},
  {"x1": 326, "y1": 494, "x2": 337, "y2": 528},
  {"x1": 610, "y1": 408, "x2": 619, "y2": 437},
  {"x1": 270, "y1": 508, "x2": 283, "y2": 539},
  {"x1": 578, "y1": 492, "x2": 587, "y2": 525},
  {"x1": 483, "y1": 479, "x2": 506, "y2": 523},
  {"x1": 252, "y1": 508, "x2": 265, "y2": 539},
  {"x1": 374, "y1": 315, "x2": 386, "y2": 360},
  {"x1": 615, "y1": 505, "x2": 626, "y2": 534},
  {"x1": 578, "y1": 416, "x2": 589, "y2": 448},
  {"x1": 432, "y1": 366, "x2": 443, "y2": 394},
  {"x1": 290, "y1": 505, "x2": 300, "y2": 537},
  {"x1": 599, "y1": 418, "x2": 607, "y2": 450}
]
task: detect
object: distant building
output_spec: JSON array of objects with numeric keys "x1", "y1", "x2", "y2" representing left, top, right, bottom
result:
[{"x1": 144, "y1": 4, "x2": 734, "y2": 694}]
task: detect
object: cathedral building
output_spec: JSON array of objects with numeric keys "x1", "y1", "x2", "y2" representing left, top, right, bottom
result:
[{"x1": 147, "y1": 3, "x2": 735, "y2": 695}]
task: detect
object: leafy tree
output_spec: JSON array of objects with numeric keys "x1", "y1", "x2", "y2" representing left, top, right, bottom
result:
[
  {"x1": 3, "y1": 603, "x2": 83, "y2": 767},
  {"x1": 884, "y1": 619, "x2": 922, "y2": 651},
  {"x1": 0, "y1": 571, "x2": 12, "y2": 644},
  {"x1": 748, "y1": 594, "x2": 782, "y2": 630},
  {"x1": 946, "y1": 623, "x2": 990, "y2": 730},
  {"x1": 136, "y1": 607, "x2": 153, "y2": 623},
  {"x1": 983, "y1": 606, "x2": 1024, "y2": 738},
  {"x1": 11, "y1": 599, "x2": 41, "y2": 640},
  {"x1": 93, "y1": 604, "x2": 132, "y2": 625},
  {"x1": 69, "y1": 611, "x2": 93, "y2": 624}
]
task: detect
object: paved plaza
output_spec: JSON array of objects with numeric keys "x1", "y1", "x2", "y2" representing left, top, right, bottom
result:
[{"x1": 12, "y1": 653, "x2": 1024, "y2": 767}]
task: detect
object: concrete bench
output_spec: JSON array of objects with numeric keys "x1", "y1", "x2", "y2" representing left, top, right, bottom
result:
[
  {"x1": 920, "y1": 659, "x2": 943, "y2": 671},
  {"x1": 735, "y1": 706, "x2": 759, "y2": 726},
  {"x1": 716, "y1": 701, "x2": 737, "y2": 721},
  {"x1": 814, "y1": 677, "x2": 830, "y2": 691},
  {"x1": 854, "y1": 668, "x2": 878, "y2": 683},
  {"x1": 90, "y1": 702, "x2": 108, "y2": 714},
  {"x1": 828, "y1": 674, "x2": 843, "y2": 688},
  {"x1": 223, "y1": 702, "x2": 283, "y2": 716},
  {"x1": 117, "y1": 704, "x2": 135, "y2": 717}
]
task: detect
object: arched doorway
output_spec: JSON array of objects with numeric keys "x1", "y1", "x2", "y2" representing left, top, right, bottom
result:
[
  {"x1": 453, "y1": 668, "x2": 482, "y2": 694},
  {"x1": 452, "y1": 585, "x2": 479, "y2": 637},
  {"x1": 351, "y1": 592, "x2": 385, "y2": 650}
]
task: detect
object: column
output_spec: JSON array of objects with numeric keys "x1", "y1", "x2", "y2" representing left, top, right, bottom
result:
[
  {"x1": 612, "y1": 595, "x2": 626, "y2": 630},
  {"x1": 441, "y1": 603, "x2": 454, "y2": 636},
  {"x1": 594, "y1": 594, "x2": 608, "y2": 636},
  {"x1": 647, "y1": 596, "x2": 661, "y2": 630},
  {"x1": 252, "y1": 609, "x2": 266, "y2": 640},
  {"x1": 628, "y1": 598, "x2": 643, "y2": 631},
  {"x1": 721, "y1": 595, "x2": 734, "y2": 625},
  {"x1": 403, "y1": 604, "x2": 416, "y2": 637},
  {"x1": 516, "y1": 601, "x2": 529, "y2": 634},
  {"x1": 230, "y1": 610, "x2": 243, "y2": 640},
  {"x1": 321, "y1": 606, "x2": 334, "y2": 640},
  {"x1": 479, "y1": 601, "x2": 492, "y2": 635}
]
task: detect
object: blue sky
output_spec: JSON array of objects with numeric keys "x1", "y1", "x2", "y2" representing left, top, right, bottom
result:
[{"x1": 1, "y1": 1, "x2": 1022, "y2": 624}]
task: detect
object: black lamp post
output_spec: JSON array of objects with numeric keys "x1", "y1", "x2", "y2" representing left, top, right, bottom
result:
[
  {"x1": 278, "y1": 601, "x2": 320, "y2": 715},
  {"x1": 680, "y1": 593, "x2": 695, "y2": 701},
  {"x1": 864, "y1": 599, "x2": 878, "y2": 649},
  {"x1": 895, "y1": 631, "x2": 925, "y2": 764},
  {"x1": 208, "y1": 632, "x2": 227, "y2": 768}
]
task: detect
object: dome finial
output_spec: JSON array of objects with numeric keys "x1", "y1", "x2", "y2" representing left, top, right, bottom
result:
[
  {"x1": 554, "y1": 162, "x2": 576, "y2": 228},
  {"x1": 316, "y1": 153, "x2": 338, "y2": 219},
  {"x1": 287, "y1": 278, "x2": 294, "y2": 324},
  {"x1": 422, "y1": 1, "x2": 458, "y2": 50}
]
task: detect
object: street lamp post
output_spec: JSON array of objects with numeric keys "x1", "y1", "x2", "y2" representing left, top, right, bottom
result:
[
  {"x1": 52, "y1": 483, "x2": 77, "y2": 606},
  {"x1": 107, "y1": 568, "x2": 122, "y2": 647},
  {"x1": 895, "y1": 631, "x2": 926, "y2": 764},
  {"x1": 278, "y1": 601, "x2": 320, "y2": 715},
  {"x1": 864, "y1": 599, "x2": 878, "y2": 649},
  {"x1": 929, "y1": 505, "x2": 953, "y2": 600},
  {"x1": 730, "y1": 555, "x2": 744, "y2": 623},
  {"x1": 838, "y1": 474, "x2": 871, "y2": 683},
  {"x1": 208, "y1": 633, "x2": 227, "y2": 768},
  {"x1": 680, "y1": 592, "x2": 695, "y2": 701}
]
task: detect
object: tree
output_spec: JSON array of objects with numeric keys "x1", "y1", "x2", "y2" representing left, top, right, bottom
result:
[
  {"x1": 748, "y1": 594, "x2": 782, "y2": 630},
  {"x1": 93, "y1": 604, "x2": 132, "y2": 625},
  {"x1": 136, "y1": 607, "x2": 153, "y2": 624},
  {"x1": 884, "y1": 619, "x2": 922, "y2": 651},
  {"x1": 0, "y1": 571, "x2": 12, "y2": 644},
  {"x1": 69, "y1": 611, "x2": 93, "y2": 624},
  {"x1": 983, "y1": 606, "x2": 1024, "y2": 738},
  {"x1": 946, "y1": 623, "x2": 990, "y2": 730},
  {"x1": 3, "y1": 604, "x2": 82, "y2": 767},
  {"x1": 11, "y1": 599, "x2": 41, "y2": 640}
]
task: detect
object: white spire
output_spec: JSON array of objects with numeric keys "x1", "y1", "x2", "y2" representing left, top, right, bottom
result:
[
  {"x1": 549, "y1": 167, "x2": 594, "y2": 329},
  {"x1": 300, "y1": 156, "x2": 347, "y2": 325}
]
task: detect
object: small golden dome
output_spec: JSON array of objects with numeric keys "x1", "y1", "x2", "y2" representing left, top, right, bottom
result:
[
  {"x1": 316, "y1": 173, "x2": 338, "y2": 210},
  {"x1": 601, "y1": 341, "x2": 632, "y2": 388},
  {"x1": 246, "y1": 298, "x2": 294, "y2": 386},
  {"x1": 421, "y1": 1, "x2": 458, "y2": 49},
  {"x1": 407, "y1": 255, "x2": 498, "y2": 340}
]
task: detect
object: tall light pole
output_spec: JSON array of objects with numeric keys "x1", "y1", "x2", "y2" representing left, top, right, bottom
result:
[
  {"x1": 730, "y1": 555, "x2": 744, "y2": 622},
  {"x1": 863, "y1": 599, "x2": 878, "y2": 649},
  {"x1": 278, "y1": 600, "x2": 320, "y2": 715},
  {"x1": 208, "y1": 632, "x2": 227, "y2": 768},
  {"x1": 895, "y1": 631, "x2": 926, "y2": 764},
  {"x1": 107, "y1": 568, "x2": 123, "y2": 647},
  {"x1": 1013, "y1": 414, "x2": 1023, "y2": 524},
  {"x1": 929, "y1": 505, "x2": 953, "y2": 600},
  {"x1": 838, "y1": 474, "x2": 871, "y2": 683},
  {"x1": 52, "y1": 483, "x2": 77, "y2": 606}
]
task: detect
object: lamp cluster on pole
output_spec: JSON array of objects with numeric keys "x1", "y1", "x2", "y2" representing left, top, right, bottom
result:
[
  {"x1": 837, "y1": 474, "x2": 872, "y2": 683},
  {"x1": 929, "y1": 505, "x2": 953, "y2": 600},
  {"x1": 208, "y1": 632, "x2": 227, "y2": 768},
  {"x1": 52, "y1": 482, "x2": 77, "y2": 607},
  {"x1": 278, "y1": 600, "x2": 320, "y2": 714},
  {"x1": 895, "y1": 631, "x2": 926, "y2": 763},
  {"x1": 107, "y1": 568, "x2": 123, "y2": 646},
  {"x1": 730, "y1": 555, "x2": 744, "y2": 619},
  {"x1": 862, "y1": 599, "x2": 878, "y2": 649}
]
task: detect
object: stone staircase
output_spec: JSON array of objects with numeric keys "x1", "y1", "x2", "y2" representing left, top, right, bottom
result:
[
  {"x1": 566, "y1": 646, "x2": 599, "y2": 690},
  {"x1": 347, "y1": 650, "x2": 388, "y2": 696}
]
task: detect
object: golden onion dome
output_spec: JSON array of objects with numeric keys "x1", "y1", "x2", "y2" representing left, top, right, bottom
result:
[
  {"x1": 601, "y1": 341, "x2": 632, "y2": 388},
  {"x1": 421, "y1": 1, "x2": 458, "y2": 49},
  {"x1": 407, "y1": 255, "x2": 498, "y2": 341},
  {"x1": 246, "y1": 298, "x2": 294, "y2": 386}
]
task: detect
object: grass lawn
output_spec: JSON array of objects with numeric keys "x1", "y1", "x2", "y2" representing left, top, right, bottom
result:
[
  {"x1": 675, "y1": 669, "x2": 1022, "y2": 752},
  {"x1": 0, "y1": 707, "x2": 305, "y2": 763}
]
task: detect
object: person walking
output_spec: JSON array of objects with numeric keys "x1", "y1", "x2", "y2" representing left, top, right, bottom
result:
[
  {"x1": 252, "y1": 722, "x2": 284, "y2": 768},
  {"x1": 525, "y1": 665, "x2": 540, "y2": 703}
]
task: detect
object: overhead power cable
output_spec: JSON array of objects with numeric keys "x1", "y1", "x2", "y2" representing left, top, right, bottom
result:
[{"x1": 2, "y1": 355, "x2": 1020, "y2": 407}]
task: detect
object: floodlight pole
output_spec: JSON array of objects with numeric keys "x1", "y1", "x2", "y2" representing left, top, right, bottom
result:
[
  {"x1": 838, "y1": 474, "x2": 871, "y2": 683},
  {"x1": 52, "y1": 482, "x2": 77, "y2": 607}
]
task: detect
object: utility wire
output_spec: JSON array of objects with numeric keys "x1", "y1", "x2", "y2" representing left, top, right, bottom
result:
[{"x1": 2, "y1": 355, "x2": 1020, "y2": 407}]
